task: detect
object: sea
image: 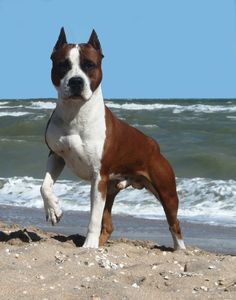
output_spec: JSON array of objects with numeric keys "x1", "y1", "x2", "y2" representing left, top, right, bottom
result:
[{"x1": 0, "y1": 98, "x2": 236, "y2": 228}]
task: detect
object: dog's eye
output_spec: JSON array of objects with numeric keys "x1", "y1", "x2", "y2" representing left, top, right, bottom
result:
[
  {"x1": 56, "y1": 59, "x2": 71, "y2": 77},
  {"x1": 81, "y1": 60, "x2": 96, "y2": 72}
]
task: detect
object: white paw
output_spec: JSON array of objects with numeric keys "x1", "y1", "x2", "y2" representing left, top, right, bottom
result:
[
  {"x1": 172, "y1": 236, "x2": 186, "y2": 251},
  {"x1": 83, "y1": 233, "x2": 99, "y2": 248},
  {"x1": 174, "y1": 239, "x2": 186, "y2": 251},
  {"x1": 44, "y1": 203, "x2": 63, "y2": 225}
]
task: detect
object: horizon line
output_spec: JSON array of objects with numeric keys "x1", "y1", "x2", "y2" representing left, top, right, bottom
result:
[{"x1": 1, "y1": 97, "x2": 236, "y2": 101}]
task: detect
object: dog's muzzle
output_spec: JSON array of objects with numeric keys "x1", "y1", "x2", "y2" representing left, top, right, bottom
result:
[{"x1": 68, "y1": 76, "x2": 84, "y2": 97}]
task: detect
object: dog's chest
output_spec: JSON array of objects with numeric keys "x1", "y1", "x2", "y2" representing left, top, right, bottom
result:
[{"x1": 46, "y1": 114, "x2": 106, "y2": 180}]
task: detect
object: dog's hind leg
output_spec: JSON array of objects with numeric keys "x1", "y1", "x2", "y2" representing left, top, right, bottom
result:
[
  {"x1": 40, "y1": 152, "x2": 65, "y2": 225},
  {"x1": 148, "y1": 153, "x2": 186, "y2": 250},
  {"x1": 99, "y1": 181, "x2": 120, "y2": 246}
]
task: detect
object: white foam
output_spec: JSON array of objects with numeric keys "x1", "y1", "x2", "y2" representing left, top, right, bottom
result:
[
  {"x1": 0, "y1": 102, "x2": 9, "y2": 106},
  {"x1": 0, "y1": 106, "x2": 24, "y2": 109},
  {"x1": 0, "y1": 112, "x2": 32, "y2": 117},
  {"x1": 106, "y1": 102, "x2": 179, "y2": 111},
  {"x1": 176, "y1": 177, "x2": 236, "y2": 225},
  {"x1": 0, "y1": 176, "x2": 235, "y2": 227},
  {"x1": 106, "y1": 101, "x2": 236, "y2": 114},
  {"x1": 29, "y1": 101, "x2": 56, "y2": 110},
  {"x1": 133, "y1": 124, "x2": 159, "y2": 128},
  {"x1": 0, "y1": 138, "x2": 26, "y2": 143},
  {"x1": 172, "y1": 104, "x2": 236, "y2": 114}
]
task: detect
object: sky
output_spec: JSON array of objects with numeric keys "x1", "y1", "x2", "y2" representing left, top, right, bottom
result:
[{"x1": 1, "y1": 0, "x2": 236, "y2": 99}]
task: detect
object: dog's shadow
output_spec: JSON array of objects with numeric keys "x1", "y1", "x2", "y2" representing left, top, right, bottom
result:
[
  {"x1": 0, "y1": 229, "x2": 42, "y2": 243},
  {"x1": 0, "y1": 228, "x2": 85, "y2": 247},
  {"x1": 52, "y1": 234, "x2": 85, "y2": 247},
  {"x1": 52, "y1": 236, "x2": 174, "y2": 251},
  {"x1": 151, "y1": 245, "x2": 174, "y2": 252},
  {"x1": 0, "y1": 228, "x2": 173, "y2": 251}
]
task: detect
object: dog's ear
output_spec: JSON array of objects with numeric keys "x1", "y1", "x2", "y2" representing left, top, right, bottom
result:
[
  {"x1": 88, "y1": 29, "x2": 104, "y2": 57},
  {"x1": 53, "y1": 27, "x2": 67, "y2": 51}
]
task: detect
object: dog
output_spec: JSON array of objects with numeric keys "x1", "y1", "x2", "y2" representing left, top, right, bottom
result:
[{"x1": 40, "y1": 27, "x2": 186, "y2": 250}]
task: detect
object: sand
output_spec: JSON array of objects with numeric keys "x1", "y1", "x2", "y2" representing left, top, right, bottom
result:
[{"x1": 0, "y1": 221, "x2": 235, "y2": 300}]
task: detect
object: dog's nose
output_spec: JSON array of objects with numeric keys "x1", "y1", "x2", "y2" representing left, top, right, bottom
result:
[{"x1": 68, "y1": 76, "x2": 84, "y2": 89}]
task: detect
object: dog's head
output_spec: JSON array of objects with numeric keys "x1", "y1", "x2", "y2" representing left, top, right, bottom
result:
[{"x1": 51, "y1": 27, "x2": 104, "y2": 101}]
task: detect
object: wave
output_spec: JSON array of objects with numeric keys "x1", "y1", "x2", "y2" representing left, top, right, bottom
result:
[
  {"x1": 0, "y1": 176, "x2": 235, "y2": 227},
  {"x1": 106, "y1": 102, "x2": 179, "y2": 111},
  {"x1": 0, "y1": 99, "x2": 56, "y2": 111},
  {"x1": 133, "y1": 124, "x2": 159, "y2": 128},
  {"x1": 0, "y1": 138, "x2": 26, "y2": 143},
  {"x1": 0, "y1": 112, "x2": 32, "y2": 117},
  {"x1": 0, "y1": 102, "x2": 9, "y2": 106},
  {"x1": 106, "y1": 101, "x2": 236, "y2": 114},
  {"x1": 176, "y1": 178, "x2": 236, "y2": 225},
  {"x1": 1, "y1": 99, "x2": 236, "y2": 116},
  {"x1": 28, "y1": 101, "x2": 56, "y2": 110},
  {"x1": 172, "y1": 104, "x2": 236, "y2": 114}
]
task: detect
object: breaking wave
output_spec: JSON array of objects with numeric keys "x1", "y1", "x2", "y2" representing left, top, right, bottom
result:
[{"x1": 0, "y1": 176, "x2": 235, "y2": 227}]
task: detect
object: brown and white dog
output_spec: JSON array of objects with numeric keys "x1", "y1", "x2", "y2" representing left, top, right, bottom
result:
[{"x1": 40, "y1": 28, "x2": 186, "y2": 250}]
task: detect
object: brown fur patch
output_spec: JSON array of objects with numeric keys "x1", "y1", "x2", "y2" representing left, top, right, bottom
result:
[
  {"x1": 51, "y1": 44, "x2": 75, "y2": 86},
  {"x1": 79, "y1": 44, "x2": 103, "y2": 92},
  {"x1": 100, "y1": 106, "x2": 159, "y2": 180},
  {"x1": 169, "y1": 220, "x2": 183, "y2": 240},
  {"x1": 98, "y1": 177, "x2": 108, "y2": 200}
]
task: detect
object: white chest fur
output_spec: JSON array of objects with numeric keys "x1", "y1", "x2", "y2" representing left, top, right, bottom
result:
[{"x1": 46, "y1": 86, "x2": 106, "y2": 181}]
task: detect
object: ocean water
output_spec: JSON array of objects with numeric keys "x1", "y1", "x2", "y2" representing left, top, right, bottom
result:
[{"x1": 0, "y1": 98, "x2": 236, "y2": 227}]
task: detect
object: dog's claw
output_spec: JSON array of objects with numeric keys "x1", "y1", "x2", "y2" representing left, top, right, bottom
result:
[
  {"x1": 45, "y1": 207, "x2": 63, "y2": 226},
  {"x1": 56, "y1": 212, "x2": 63, "y2": 223}
]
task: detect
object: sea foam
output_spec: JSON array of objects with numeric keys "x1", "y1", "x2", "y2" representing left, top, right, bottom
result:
[
  {"x1": 0, "y1": 176, "x2": 235, "y2": 227},
  {"x1": 106, "y1": 101, "x2": 236, "y2": 114},
  {"x1": 0, "y1": 112, "x2": 32, "y2": 117},
  {"x1": 28, "y1": 101, "x2": 56, "y2": 110}
]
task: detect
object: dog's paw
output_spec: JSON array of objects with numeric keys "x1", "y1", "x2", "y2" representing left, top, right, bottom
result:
[
  {"x1": 46, "y1": 207, "x2": 63, "y2": 226},
  {"x1": 174, "y1": 240, "x2": 186, "y2": 251},
  {"x1": 83, "y1": 233, "x2": 99, "y2": 249}
]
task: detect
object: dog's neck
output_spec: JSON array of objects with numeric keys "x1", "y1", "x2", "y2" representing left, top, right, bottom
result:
[{"x1": 55, "y1": 84, "x2": 105, "y2": 125}]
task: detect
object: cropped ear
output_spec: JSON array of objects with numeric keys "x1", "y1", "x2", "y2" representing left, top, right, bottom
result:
[
  {"x1": 53, "y1": 27, "x2": 67, "y2": 51},
  {"x1": 88, "y1": 29, "x2": 104, "y2": 57}
]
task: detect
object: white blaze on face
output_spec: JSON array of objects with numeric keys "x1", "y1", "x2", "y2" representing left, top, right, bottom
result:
[{"x1": 58, "y1": 45, "x2": 93, "y2": 101}]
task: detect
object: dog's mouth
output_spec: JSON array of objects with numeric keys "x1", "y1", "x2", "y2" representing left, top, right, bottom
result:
[
  {"x1": 69, "y1": 91, "x2": 83, "y2": 99},
  {"x1": 66, "y1": 91, "x2": 90, "y2": 102}
]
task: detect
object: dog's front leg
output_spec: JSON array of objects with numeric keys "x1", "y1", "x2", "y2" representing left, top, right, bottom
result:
[
  {"x1": 40, "y1": 152, "x2": 65, "y2": 225},
  {"x1": 83, "y1": 174, "x2": 107, "y2": 248}
]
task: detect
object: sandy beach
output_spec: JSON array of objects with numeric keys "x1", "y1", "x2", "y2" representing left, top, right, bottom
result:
[{"x1": 0, "y1": 207, "x2": 236, "y2": 299}]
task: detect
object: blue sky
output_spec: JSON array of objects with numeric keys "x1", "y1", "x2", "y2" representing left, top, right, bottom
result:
[{"x1": 1, "y1": 0, "x2": 236, "y2": 99}]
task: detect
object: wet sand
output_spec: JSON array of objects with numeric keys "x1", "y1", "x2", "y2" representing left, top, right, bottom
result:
[{"x1": 0, "y1": 205, "x2": 235, "y2": 255}]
